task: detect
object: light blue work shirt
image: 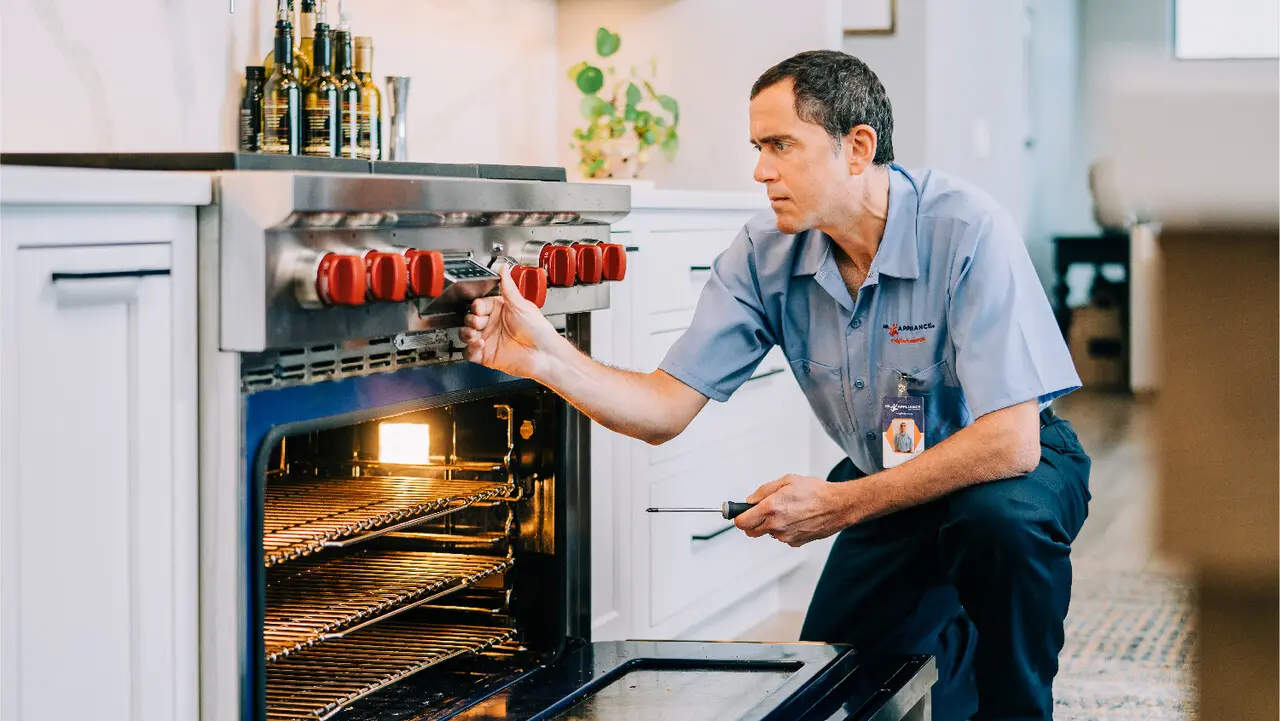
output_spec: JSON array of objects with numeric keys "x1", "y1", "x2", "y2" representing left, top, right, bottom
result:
[{"x1": 659, "y1": 164, "x2": 1081, "y2": 475}]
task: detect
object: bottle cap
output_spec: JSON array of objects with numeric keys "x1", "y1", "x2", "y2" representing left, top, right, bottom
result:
[{"x1": 246, "y1": 65, "x2": 265, "y2": 79}]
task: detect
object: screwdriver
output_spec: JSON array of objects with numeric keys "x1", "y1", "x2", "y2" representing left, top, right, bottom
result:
[{"x1": 645, "y1": 502, "x2": 756, "y2": 520}]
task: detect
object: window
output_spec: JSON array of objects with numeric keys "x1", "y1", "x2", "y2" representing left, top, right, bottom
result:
[{"x1": 1175, "y1": 0, "x2": 1279, "y2": 59}]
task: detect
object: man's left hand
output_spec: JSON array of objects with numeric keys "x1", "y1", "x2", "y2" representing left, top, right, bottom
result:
[{"x1": 733, "y1": 474, "x2": 861, "y2": 546}]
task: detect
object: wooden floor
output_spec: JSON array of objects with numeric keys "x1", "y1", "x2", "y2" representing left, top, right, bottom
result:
[{"x1": 739, "y1": 390, "x2": 1174, "y2": 641}]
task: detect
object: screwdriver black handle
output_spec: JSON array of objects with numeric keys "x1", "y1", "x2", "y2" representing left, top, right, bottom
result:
[{"x1": 722, "y1": 502, "x2": 756, "y2": 519}]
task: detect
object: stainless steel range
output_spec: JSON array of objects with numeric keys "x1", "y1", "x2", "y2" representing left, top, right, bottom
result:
[{"x1": 165, "y1": 161, "x2": 936, "y2": 721}]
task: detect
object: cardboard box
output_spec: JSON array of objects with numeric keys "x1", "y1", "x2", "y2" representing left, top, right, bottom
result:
[{"x1": 1067, "y1": 306, "x2": 1127, "y2": 390}]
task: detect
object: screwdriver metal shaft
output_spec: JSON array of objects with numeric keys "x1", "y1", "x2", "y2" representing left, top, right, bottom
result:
[{"x1": 645, "y1": 502, "x2": 755, "y2": 520}]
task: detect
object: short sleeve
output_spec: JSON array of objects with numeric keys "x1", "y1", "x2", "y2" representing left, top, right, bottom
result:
[
  {"x1": 658, "y1": 228, "x2": 777, "y2": 402},
  {"x1": 947, "y1": 211, "x2": 1081, "y2": 418}
]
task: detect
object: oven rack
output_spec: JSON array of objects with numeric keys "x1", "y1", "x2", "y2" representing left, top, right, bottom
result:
[
  {"x1": 264, "y1": 550, "x2": 514, "y2": 662},
  {"x1": 263, "y1": 477, "x2": 516, "y2": 567},
  {"x1": 265, "y1": 622, "x2": 518, "y2": 721}
]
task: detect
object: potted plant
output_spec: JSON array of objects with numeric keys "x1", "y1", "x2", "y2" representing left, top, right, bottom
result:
[{"x1": 568, "y1": 28, "x2": 680, "y2": 181}]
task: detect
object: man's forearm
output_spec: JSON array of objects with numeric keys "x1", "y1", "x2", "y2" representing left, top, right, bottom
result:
[
  {"x1": 838, "y1": 400, "x2": 1041, "y2": 524},
  {"x1": 538, "y1": 335, "x2": 708, "y2": 445}
]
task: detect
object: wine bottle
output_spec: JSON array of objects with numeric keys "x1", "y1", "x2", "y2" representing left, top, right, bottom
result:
[
  {"x1": 301, "y1": 1, "x2": 339, "y2": 157},
  {"x1": 263, "y1": 0, "x2": 312, "y2": 82},
  {"x1": 353, "y1": 36, "x2": 382, "y2": 160},
  {"x1": 333, "y1": 13, "x2": 362, "y2": 158},
  {"x1": 239, "y1": 66, "x2": 266, "y2": 152},
  {"x1": 262, "y1": 1, "x2": 301, "y2": 155},
  {"x1": 297, "y1": 0, "x2": 317, "y2": 84}
]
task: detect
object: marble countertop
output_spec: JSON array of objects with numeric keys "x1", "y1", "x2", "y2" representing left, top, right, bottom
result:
[
  {"x1": 629, "y1": 187, "x2": 767, "y2": 211},
  {"x1": 0, "y1": 166, "x2": 213, "y2": 206}
]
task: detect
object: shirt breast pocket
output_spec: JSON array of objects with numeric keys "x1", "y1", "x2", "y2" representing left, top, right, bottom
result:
[
  {"x1": 789, "y1": 358, "x2": 853, "y2": 439},
  {"x1": 875, "y1": 359, "x2": 967, "y2": 444}
]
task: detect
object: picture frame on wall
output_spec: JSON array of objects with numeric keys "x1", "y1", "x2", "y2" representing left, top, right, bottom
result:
[{"x1": 843, "y1": 0, "x2": 896, "y2": 35}]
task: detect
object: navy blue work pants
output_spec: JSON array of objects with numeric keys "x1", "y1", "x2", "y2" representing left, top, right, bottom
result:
[{"x1": 800, "y1": 409, "x2": 1091, "y2": 721}]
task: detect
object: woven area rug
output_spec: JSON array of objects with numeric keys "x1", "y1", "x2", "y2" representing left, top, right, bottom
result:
[{"x1": 1054, "y1": 565, "x2": 1197, "y2": 720}]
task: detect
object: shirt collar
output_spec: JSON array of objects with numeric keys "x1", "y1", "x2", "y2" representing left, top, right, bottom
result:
[{"x1": 790, "y1": 163, "x2": 921, "y2": 281}]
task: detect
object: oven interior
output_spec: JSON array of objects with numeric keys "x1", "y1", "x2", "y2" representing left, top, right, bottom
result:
[{"x1": 255, "y1": 383, "x2": 569, "y2": 721}]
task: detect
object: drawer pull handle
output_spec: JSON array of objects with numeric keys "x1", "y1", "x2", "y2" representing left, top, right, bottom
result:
[
  {"x1": 625, "y1": 246, "x2": 640, "y2": 252},
  {"x1": 689, "y1": 265, "x2": 712, "y2": 272},
  {"x1": 51, "y1": 268, "x2": 170, "y2": 281},
  {"x1": 744, "y1": 367, "x2": 785, "y2": 384},
  {"x1": 692, "y1": 524, "x2": 736, "y2": 542}
]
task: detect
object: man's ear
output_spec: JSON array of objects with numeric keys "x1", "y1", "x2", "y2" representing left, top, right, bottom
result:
[{"x1": 843, "y1": 124, "x2": 878, "y2": 175}]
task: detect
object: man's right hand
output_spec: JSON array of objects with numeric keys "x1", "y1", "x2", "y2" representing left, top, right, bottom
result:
[
  {"x1": 462, "y1": 264, "x2": 710, "y2": 446},
  {"x1": 461, "y1": 265, "x2": 564, "y2": 381}
]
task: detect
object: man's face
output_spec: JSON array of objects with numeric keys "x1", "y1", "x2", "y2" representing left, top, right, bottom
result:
[
  {"x1": 749, "y1": 80, "x2": 850, "y2": 234},
  {"x1": 899, "y1": 423, "x2": 906, "y2": 433}
]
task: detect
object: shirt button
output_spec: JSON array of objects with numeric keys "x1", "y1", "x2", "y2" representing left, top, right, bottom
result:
[
  {"x1": 854, "y1": 378, "x2": 865, "y2": 389},
  {"x1": 865, "y1": 431, "x2": 876, "y2": 441},
  {"x1": 801, "y1": 361, "x2": 810, "y2": 374},
  {"x1": 852, "y1": 318, "x2": 862, "y2": 329}
]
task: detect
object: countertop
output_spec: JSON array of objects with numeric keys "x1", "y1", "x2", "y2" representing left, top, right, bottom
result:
[
  {"x1": 1106, "y1": 60, "x2": 1279, "y2": 231},
  {"x1": 0, "y1": 165, "x2": 213, "y2": 206}
]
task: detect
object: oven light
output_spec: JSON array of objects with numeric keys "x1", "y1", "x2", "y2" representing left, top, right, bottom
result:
[{"x1": 379, "y1": 423, "x2": 431, "y2": 465}]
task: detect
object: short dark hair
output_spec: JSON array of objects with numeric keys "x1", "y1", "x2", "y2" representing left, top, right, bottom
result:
[{"x1": 751, "y1": 50, "x2": 895, "y2": 165}]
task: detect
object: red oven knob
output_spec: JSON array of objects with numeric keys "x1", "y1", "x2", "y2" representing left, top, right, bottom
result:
[
  {"x1": 405, "y1": 249, "x2": 445, "y2": 298},
  {"x1": 510, "y1": 265, "x2": 548, "y2": 308},
  {"x1": 365, "y1": 251, "x2": 407, "y2": 302},
  {"x1": 600, "y1": 243, "x2": 627, "y2": 281},
  {"x1": 316, "y1": 253, "x2": 366, "y2": 306},
  {"x1": 571, "y1": 242, "x2": 604, "y2": 284},
  {"x1": 538, "y1": 245, "x2": 576, "y2": 287}
]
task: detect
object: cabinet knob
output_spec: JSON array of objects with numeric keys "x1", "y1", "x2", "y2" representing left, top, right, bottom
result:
[
  {"x1": 510, "y1": 265, "x2": 548, "y2": 308},
  {"x1": 404, "y1": 249, "x2": 445, "y2": 298},
  {"x1": 539, "y1": 245, "x2": 576, "y2": 287},
  {"x1": 365, "y1": 251, "x2": 407, "y2": 302},
  {"x1": 315, "y1": 253, "x2": 366, "y2": 306},
  {"x1": 600, "y1": 243, "x2": 627, "y2": 281}
]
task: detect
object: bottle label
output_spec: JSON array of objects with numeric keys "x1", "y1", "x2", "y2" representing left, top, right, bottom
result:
[
  {"x1": 359, "y1": 101, "x2": 378, "y2": 159},
  {"x1": 303, "y1": 97, "x2": 335, "y2": 156},
  {"x1": 341, "y1": 100, "x2": 361, "y2": 158},
  {"x1": 262, "y1": 96, "x2": 294, "y2": 154},
  {"x1": 239, "y1": 107, "x2": 259, "y2": 152}
]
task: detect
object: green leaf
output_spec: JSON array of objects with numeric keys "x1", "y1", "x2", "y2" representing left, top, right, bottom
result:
[
  {"x1": 626, "y1": 82, "x2": 642, "y2": 108},
  {"x1": 567, "y1": 61, "x2": 588, "y2": 83},
  {"x1": 654, "y1": 116, "x2": 666, "y2": 127},
  {"x1": 636, "y1": 110, "x2": 652, "y2": 127},
  {"x1": 596, "y1": 27, "x2": 621, "y2": 57},
  {"x1": 576, "y1": 65, "x2": 604, "y2": 94},
  {"x1": 580, "y1": 95, "x2": 609, "y2": 121},
  {"x1": 641, "y1": 129, "x2": 657, "y2": 145},
  {"x1": 658, "y1": 95, "x2": 679, "y2": 124},
  {"x1": 624, "y1": 105, "x2": 638, "y2": 123}
]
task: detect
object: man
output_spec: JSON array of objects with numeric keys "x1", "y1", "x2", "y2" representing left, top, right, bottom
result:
[
  {"x1": 463, "y1": 50, "x2": 1091, "y2": 721},
  {"x1": 893, "y1": 422, "x2": 913, "y2": 454}
]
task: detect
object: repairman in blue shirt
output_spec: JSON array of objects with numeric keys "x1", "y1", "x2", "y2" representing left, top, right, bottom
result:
[{"x1": 464, "y1": 50, "x2": 1092, "y2": 721}]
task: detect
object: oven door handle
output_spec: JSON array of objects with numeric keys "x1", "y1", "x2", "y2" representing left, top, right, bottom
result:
[
  {"x1": 692, "y1": 524, "x2": 736, "y2": 542},
  {"x1": 322, "y1": 497, "x2": 479, "y2": 549}
]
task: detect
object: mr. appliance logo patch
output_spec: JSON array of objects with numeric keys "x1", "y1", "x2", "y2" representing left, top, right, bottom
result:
[{"x1": 884, "y1": 322, "x2": 936, "y2": 345}]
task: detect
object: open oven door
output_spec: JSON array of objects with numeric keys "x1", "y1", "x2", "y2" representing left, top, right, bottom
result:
[{"x1": 451, "y1": 641, "x2": 936, "y2": 721}]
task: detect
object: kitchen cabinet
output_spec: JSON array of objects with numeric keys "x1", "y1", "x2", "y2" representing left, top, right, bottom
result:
[
  {"x1": 590, "y1": 191, "x2": 820, "y2": 642},
  {"x1": 0, "y1": 168, "x2": 204, "y2": 721}
]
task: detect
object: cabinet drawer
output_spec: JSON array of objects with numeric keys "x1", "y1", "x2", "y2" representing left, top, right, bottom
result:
[
  {"x1": 639, "y1": 229, "x2": 737, "y2": 323},
  {"x1": 645, "y1": 347, "x2": 796, "y2": 468},
  {"x1": 647, "y1": 424, "x2": 806, "y2": 627}
]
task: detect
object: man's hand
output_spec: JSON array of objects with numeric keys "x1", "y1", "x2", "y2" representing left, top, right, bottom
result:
[
  {"x1": 461, "y1": 266, "x2": 565, "y2": 381},
  {"x1": 733, "y1": 474, "x2": 862, "y2": 546}
]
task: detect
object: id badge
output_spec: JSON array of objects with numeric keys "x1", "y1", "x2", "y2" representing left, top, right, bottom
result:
[{"x1": 881, "y1": 373, "x2": 925, "y2": 468}]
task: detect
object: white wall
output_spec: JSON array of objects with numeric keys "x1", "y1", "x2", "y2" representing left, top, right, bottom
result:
[
  {"x1": 841, "y1": 0, "x2": 928, "y2": 168},
  {"x1": 0, "y1": 0, "x2": 560, "y2": 166},
  {"x1": 555, "y1": 0, "x2": 840, "y2": 191}
]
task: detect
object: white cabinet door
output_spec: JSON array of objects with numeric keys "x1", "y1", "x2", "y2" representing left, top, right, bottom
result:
[{"x1": 12, "y1": 244, "x2": 186, "y2": 721}]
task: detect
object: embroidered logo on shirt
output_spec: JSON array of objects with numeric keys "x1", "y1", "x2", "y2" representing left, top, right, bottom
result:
[{"x1": 884, "y1": 322, "x2": 935, "y2": 344}]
